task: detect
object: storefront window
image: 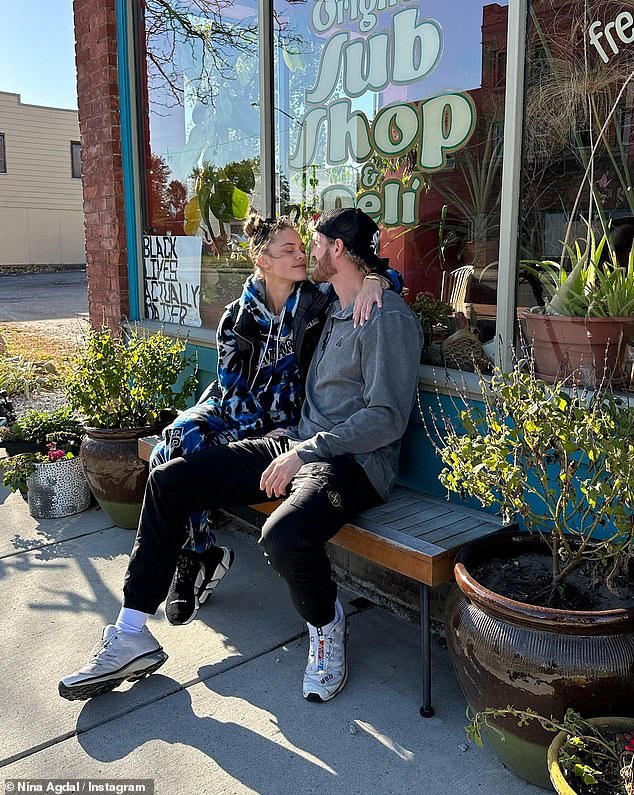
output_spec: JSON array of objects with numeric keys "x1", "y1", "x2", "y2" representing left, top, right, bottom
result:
[
  {"x1": 518, "y1": 0, "x2": 634, "y2": 388},
  {"x1": 273, "y1": 0, "x2": 509, "y2": 370},
  {"x1": 138, "y1": 0, "x2": 261, "y2": 328}
]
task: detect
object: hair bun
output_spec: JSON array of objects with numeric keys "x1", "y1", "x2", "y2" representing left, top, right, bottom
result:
[{"x1": 244, "y1": 210, "x2": 264, "y2": 239}]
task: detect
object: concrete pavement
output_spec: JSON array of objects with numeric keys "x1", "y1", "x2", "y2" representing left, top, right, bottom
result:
[
  {"x1": 0, "y1": 271, "x2": 88, "y2": 324},
  {"x1": 0, "y1": 483, "x2": 544, "y2": 794}
]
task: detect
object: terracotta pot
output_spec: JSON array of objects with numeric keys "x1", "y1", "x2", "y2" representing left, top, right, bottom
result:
[
  {"x1": 547, "y1": 717, "x2": 634, "y2": 795},
  {"x1": 27, "y1": 456, "x2": 90, "y2": 519},
  {"x1": 519, "y1": 309, "x2": 634, "y2": 386},
  {"x1": 80, "y1": 425, "x2": 163, "y2": 529},
  {"x1": 446, "y1": 532, "x2": 634, "y2": 789}
]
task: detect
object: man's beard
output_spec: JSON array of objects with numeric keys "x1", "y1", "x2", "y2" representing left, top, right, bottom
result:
[{"x1": 312, "y1": 248, "x2": 337, "y2": 283}]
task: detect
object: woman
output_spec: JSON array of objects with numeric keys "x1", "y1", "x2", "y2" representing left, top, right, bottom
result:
[{"x1": 151, "y1": 212, "x2": 402, "y2": 625}]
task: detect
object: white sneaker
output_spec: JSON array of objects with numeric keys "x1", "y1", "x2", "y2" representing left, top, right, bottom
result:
[
  {"x1": 303, "y1": 599, "x2": 348, "y2": 702},
  {"x1": 58, "y1": 625, "x2": 168, "y2": 701}
]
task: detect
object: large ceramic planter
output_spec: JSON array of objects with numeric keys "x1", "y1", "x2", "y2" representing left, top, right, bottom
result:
[
  {"x1": 447, "y1": 532, "x2": 634, "y2": 789},
  {"x1": 519, "y1": 309, "x2": 634, "y2": 386},
  {"x1": 80, "y1": 426, "x2": 163, "y2": 529},
  {"x1": 547, "y1": 717, "x2": 634, "y2": 794},
  {"x1": 26, "y1": 456, "x2": 91, "y2": 519}
]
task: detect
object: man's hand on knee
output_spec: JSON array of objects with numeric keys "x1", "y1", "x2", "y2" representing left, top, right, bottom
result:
[{"x1": 260, "y1": 449, "x2": 303, "y2": 498}]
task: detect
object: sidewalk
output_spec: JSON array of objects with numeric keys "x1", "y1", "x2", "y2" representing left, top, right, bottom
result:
[{"x1": 0, "y1": 484, "x2": 545, "y2": 795}]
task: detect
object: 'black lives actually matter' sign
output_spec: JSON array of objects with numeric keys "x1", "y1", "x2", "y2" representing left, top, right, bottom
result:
[{"x1": 143, "y1": 235, "x2": 202, "y2": 326}]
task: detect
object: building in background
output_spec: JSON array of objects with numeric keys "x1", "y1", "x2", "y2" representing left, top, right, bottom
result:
[{"x1": 0, "y1": 91, "x2": 85, "y2": 272}]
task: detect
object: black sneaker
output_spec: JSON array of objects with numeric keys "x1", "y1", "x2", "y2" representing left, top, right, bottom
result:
[{"x1": 164, "y1": 546, "x2": 234, "y2": 626}]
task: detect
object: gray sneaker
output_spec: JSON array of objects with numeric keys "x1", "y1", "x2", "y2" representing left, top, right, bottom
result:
[
  {"x1": 303, "y1": 599, "x2": 348, "y2": 703},
  {"x1": 58, "y1": 625, "x2": 168, "y2": 701}
]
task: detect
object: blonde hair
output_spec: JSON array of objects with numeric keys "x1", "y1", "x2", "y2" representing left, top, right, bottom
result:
[{"x1": 244, "y1": 211, "x2": 294, "y2": 277}]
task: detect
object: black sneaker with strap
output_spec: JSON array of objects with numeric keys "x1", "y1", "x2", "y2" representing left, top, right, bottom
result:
[{"x1": 164, "y1": 546, "x2": 234, "y2": 626}]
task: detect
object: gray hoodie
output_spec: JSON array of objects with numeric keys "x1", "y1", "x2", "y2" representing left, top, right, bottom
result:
[{"x1": 287, "y1": 290, "x2": 423, "y2": 498}]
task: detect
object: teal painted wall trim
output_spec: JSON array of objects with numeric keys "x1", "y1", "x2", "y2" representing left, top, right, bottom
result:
[
  {"x1": 187, "y1": 343, "x2": 219, "y2": 401},
  {"x1": 116, "y1": 0, "x2": 141, "y2": 321},
  {"x1": 399, "y1": 391, "x2": 498, "y2": 513}
]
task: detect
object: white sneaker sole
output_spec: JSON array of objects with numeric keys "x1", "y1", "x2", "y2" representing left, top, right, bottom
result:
[
  {"x1": 198, "y1": 547, "x2": 234, "y2": 605},
  {"x1": 58, "y1": 649, "x2": 168, "y2": 701}
]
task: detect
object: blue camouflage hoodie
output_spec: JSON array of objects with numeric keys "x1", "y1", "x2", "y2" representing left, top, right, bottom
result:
[{"x1": 217, "y1": 275, "x2": 307, "y2": 438}]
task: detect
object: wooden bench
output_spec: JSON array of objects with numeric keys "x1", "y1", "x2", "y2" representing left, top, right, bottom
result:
[{"x1": 139, "y1": 434, "x2": 507, "y2": 717}]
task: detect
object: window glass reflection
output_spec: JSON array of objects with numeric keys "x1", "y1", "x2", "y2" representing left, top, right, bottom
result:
[
  {"x1": 140, "y1": 0, "x2": 260, "y2": 327},
  {"x1": 518, "y1": 1, "x2": 634, "y2": 389},
  {"x1": 274, "y1": 0, "x2": 509, "y2": 369}
]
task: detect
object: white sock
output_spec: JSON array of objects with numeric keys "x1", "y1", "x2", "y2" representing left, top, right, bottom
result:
[{"x1": 115, "y1": 606, "x2": 149, "y2": 635}]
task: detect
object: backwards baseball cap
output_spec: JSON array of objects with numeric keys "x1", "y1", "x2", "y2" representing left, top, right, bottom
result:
[{"x1": 314, "y1": 208, "x2": 388, "y2": 271}]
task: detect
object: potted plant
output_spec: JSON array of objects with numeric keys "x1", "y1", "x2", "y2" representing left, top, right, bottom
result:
[
  {"x1": 1, "y1": 434, "x2": 90, "y2": 519},
  {"x1": 425, "y1": 358, "x2": 634, "y2": 787},
  {"x1": 520, "y1": 232, "x2": 634, "y2": 386},
  {"x1": 65, "y1": 327, "x2": 197, "y2": 529},
  {"x1": 410, "y1": 291, "x2": 454, "y2": 361},
  {"x1": 184, "y1": 159, "x2": 256, "y2": 328},
  {"x1": 0, "y1": 406, "x2": 83, "y2": 456},
  {"x1": 468, "y1": 707, "x2": 634, "y2": 795}
]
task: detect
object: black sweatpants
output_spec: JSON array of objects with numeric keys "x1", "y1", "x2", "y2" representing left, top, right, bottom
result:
[{"x1": 123, "y1": 436, "x2": 381, "y2": 627}]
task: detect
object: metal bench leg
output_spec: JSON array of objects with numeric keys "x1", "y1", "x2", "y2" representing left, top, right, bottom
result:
[{"x1": 420, "y1": 583, "x2": 435, "y2": 718}]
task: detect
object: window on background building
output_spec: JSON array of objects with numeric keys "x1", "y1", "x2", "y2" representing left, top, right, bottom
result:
[
  {"x1": 137, "y1": 0, "x2": 261, "y2": 328},
  {"x1": 71, "y1": 141, "x2": 81, "y2": 179},
  {"x1": 0, "y1": 133, "x2": 6, "y2": 173},
  {"x1": 517, "y1": 0, "x2": 634, "y2": 390},
  {"x1": 273, "y1": 0, "x2": 509, "y2": 371}
]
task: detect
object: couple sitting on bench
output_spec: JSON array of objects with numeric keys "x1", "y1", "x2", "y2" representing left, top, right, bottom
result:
[{"x1": 59, "y1": 207, "x2": 423, "y2": 704}]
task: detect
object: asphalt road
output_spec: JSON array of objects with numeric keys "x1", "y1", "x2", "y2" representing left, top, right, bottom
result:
[{"x1": 0, "y1": 271, "x2": 88, "y2": 322}]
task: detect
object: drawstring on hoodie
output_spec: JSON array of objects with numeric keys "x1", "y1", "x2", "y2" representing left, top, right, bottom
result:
[
  {"x1": 265, "y1": 305, "x2": 287, "y2": 392},
  {"x1": 249, "y1": 317, "x2": 275, "y2": 391},
  {"x1": 245, "y1": 277, "x2": 302, "y2": 393},
  {"x1": 249, "y1": 305, "x2": 288, "y2": 393}
]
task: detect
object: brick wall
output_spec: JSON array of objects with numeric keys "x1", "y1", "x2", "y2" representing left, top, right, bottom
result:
[{"x1": 73, "y1": 0, "x2": 129, "y2": 332}]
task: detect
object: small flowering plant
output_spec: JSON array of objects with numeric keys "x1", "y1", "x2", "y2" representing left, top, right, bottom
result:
[
  {"x1": 468, "y1": 707, "x2": 634, "y2": 795},
  {"x1": 0, "y1": 432, "x2": 82, "y2": 495}
]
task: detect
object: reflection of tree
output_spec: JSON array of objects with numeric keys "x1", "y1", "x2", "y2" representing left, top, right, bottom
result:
[
  {"x1": 145, "y1": 0, "x2": 308, "y2": 109},
  {"x1": 147, "y1": 153, "x2": 187, "y2": 234},
  {"x1": 144, "y1": 0, "x2": 259, "y2": 107},
  {"x1": 521, "y1": 0, "x2": 634, "y2": 261}
]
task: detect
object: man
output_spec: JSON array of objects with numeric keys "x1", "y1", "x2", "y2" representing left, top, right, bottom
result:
[{"x1": 59, "y1": 207, "x2": 423, "y2": 703}]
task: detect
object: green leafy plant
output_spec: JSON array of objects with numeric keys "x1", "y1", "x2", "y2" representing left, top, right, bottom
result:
[
  {"x1": 186, "y1": 159, "x2": 257, "y2": 252},
  {"x1": 410, "y1": 292, "x2": 454, "y2": 344},
  {"x1": 468, "y1": 707, "x2": 634, "y2": 795},
  {"x1": 523, "y1": 231, "x2": 634, "y2": 317},
  {"x1": 425, "y1": 357, "x2": 634, "y2": 600},
  {"x1": 0, "y1": 436, "x2": 82, "y2": 494},
  {"x1": 0, "y1": 355, "x2": 61, "y2": 397},
  {"x1": 0, "y1": 407, "x2": 83, "y2": 445},
  {"x1": 65, "y1": 328, "x2": 197, "y2": 430}
]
